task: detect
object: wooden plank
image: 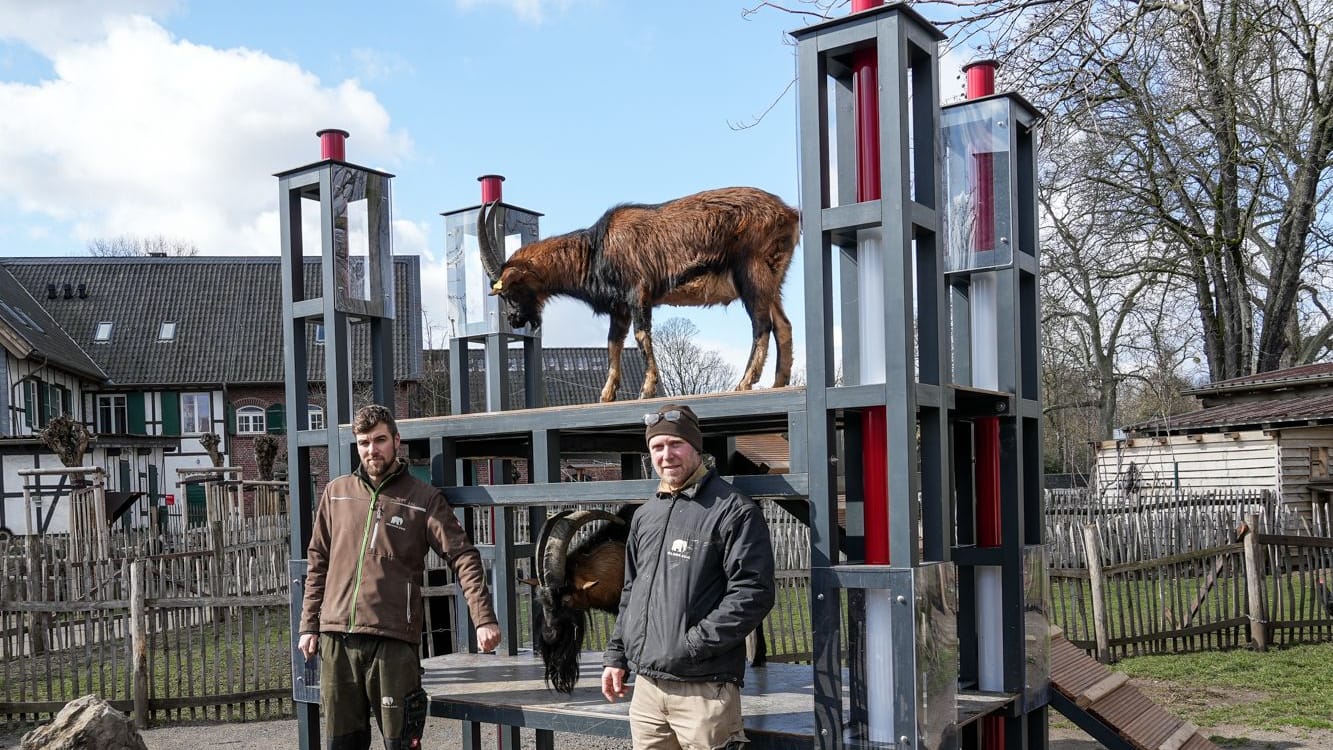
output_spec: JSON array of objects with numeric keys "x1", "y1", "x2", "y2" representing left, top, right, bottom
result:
[{"x1": 1159, "y1": 721, "x2": 1199, "y2": 750}]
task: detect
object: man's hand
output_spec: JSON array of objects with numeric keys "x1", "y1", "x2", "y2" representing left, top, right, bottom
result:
[
  {"x1": 601, "y1": 667, "x2": 628, "y2": 703},
  {"x1": 298, "y1": 633, "x2": 319, "y2": 661},
  {"x1": 476, "y1": 623, "x2": 501, "y2": 652}
]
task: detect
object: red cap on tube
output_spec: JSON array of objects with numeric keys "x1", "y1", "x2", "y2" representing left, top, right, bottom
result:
[
  {"x1": 478, "y1": 174, "x2": 505, "y2": 203},
  {"x1": 316, "y1": 129, "x2": 349, "y2": 161}
]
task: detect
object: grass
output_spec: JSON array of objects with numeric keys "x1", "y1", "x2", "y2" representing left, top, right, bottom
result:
[
  {"x1": 1112, "y1": 643, "x2": 1333, "y2": 730},
  {"x1": 1, "y1": 606, "x2": 292, "y2": 722}
]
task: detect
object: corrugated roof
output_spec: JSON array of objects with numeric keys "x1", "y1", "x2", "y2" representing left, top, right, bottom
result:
[
  {"x1": 1, "y1": 256, "x2": 422, "y2": 387},
  {"x1": 0, "y1": 268, "x2": 106, "y2": 380},
  {"x1": 1129, "y1": 389, "x2": 1333, "y2": 434},
  {"x1": 1186, "y1": 361, "x2": 1333, "y2": 395}
]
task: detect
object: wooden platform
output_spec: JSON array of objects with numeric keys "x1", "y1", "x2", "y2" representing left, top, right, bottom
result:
[
  {"x1": 1048, "y1": 628, "x2": 1219, "y2": 750},
  {"x1": 421, "y1": 651, "x2": 1015, "y2": 749}
]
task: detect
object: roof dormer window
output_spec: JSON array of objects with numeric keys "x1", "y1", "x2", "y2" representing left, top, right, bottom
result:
[
  {"x1": 94, "y1": 321, "x2": 113, "y2": 342},
  {"x1": 158, "y1": 322, "x2": 177, "y2": 341}
]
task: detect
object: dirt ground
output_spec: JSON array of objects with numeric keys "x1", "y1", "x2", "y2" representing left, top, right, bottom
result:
[{"x1": 4, "y1": 716, "x2": 1332, "y2": 749}]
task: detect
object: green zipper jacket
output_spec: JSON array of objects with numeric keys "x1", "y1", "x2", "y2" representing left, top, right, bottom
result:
[{"x1": 299, "y1": 459, "x2": 497, "y2": 644}]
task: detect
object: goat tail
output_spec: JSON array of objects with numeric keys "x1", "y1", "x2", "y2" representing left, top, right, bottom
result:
[{"x1": 536, "y1": 605, "x2": 588, "y2": 694}]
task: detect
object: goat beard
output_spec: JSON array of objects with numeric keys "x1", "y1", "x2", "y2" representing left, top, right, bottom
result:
[{"x1": 536, "y1": 605, "x2": 588, "y2": 694}]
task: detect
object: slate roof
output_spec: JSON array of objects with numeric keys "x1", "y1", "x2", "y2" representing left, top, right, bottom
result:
[
  {"x1": 1129, "y1": 362, "x2": 1333, "y2": 435},
  {"x1": 0, "y1": 256, "x2": 422, "y2": 387},
  {"x1": 422, "y1": 346, "x2": 649, "y2": 411},
  {"x1": 0, "y1": 268, "x2": 106, "y2": 380}
]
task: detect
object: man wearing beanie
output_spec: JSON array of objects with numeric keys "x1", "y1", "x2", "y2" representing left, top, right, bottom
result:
[{"x1": 602, "y1": 403, "x2": 776, "y2": 749}]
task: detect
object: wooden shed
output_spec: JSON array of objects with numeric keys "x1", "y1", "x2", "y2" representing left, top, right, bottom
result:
[{"x1": 1094, "y1": 363, "x2": 1333, "y2": 532}]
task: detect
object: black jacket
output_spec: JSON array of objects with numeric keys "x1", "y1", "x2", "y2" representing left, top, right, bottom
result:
[{"x1": 603, "y1": 469, "x2": 775, "y2": 685}]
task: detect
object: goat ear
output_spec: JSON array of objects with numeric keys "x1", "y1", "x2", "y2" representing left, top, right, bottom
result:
[
  {"x1": 578, "y1": 580, "x2": 599, "y2": 591},
  {"x1": 518, "y1": 577, "x2": 539, "y2": 588}
]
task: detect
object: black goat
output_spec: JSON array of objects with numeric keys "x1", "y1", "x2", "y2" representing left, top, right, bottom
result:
[
  {"x1": 478, "y1": 187, "x2": 799, "y2": 402},
  {"x1": 533, "y1": 507, "x2": 634, "y2": 694}
]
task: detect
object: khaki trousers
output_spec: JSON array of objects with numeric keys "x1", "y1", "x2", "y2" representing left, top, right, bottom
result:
[{"x1": 628, "y1": 674, "x2": 747, "y2": 750}]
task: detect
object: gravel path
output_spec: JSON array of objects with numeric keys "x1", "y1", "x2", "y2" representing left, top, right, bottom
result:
[{"x1": 5, "y1": 716, "x2": 1331, "y2": 749}]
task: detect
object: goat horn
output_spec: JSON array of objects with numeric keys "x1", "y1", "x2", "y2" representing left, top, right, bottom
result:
[
  {"x1": 477, "y1": 200, "x2": 505, "y2": 286},
  {"x1": 536, "y1": 509, "x2": 628, "y2": 594}
]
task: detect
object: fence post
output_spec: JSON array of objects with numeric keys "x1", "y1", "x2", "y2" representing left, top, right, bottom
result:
[
  {"x1": 130, "y1": 558, "x2": 148, "y2": 728},
  {"x1": 1242, "y1": 513, "x2": 1268, "y2": 651},
  {"x1": 1082, "y1": 524, "x2": 1111, "y2": 662}
]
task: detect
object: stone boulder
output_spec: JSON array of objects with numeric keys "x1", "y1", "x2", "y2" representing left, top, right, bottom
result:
[{"x1": 21, "y1": 695, "x2": 147, "y2": 750}]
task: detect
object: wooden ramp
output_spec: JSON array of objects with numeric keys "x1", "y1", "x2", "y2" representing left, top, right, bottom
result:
[{"x1": 1048, "y1": 627, "x2": 1218, "y2": 750}]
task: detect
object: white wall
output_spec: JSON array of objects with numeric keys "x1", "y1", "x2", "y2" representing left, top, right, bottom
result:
[
  {"x1": 1092, "y1": 430, "x2": 1279, "y2": 495},
  {"x1": 1, "y1": 452, "x2": 74, "y2": 534}
]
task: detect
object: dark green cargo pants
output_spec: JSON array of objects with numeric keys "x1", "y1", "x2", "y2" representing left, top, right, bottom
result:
[{"x1": 320, "y1": 633, "x2": 426, "y2": 750}]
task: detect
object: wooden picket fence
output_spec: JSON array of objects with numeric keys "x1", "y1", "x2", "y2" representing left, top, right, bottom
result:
[
  {"x1": 1049, "y1": 504, "x2": 1333, "y2": 662},
  {"x1": 0, "y1": 511, "x2": 292, "y2": 728},
  {"x1": 6, "y1": 479, "x2": 1329, "y2": 729}
]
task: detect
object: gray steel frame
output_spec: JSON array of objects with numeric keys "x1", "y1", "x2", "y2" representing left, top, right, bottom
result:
[
  {"x1": 793, "y1": 5, "x2": 952, "y2": 747},
  {"x1": 793, "y1": 4, "x2": 1046, "y2": 749},
  {"x1": 277, "y1": 155, "x2": 397, "y2": 750},
  {"x1": 278, "y1": 6, "x2": 1044, "y2": 749}
]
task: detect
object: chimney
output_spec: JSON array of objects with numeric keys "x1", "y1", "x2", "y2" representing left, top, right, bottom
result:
[
  {"x1": 317, "y1": 129, "x2": 350, "y2": 161},
  {"x1": 77, "y1": 283, "x2": 88, "y2": 299},
  {"x1": 46, "y1": 283, "x2": 56, "y2": 299},
  {"x1": 62, "y1": 283, "x2": 73, "y2": 299}
]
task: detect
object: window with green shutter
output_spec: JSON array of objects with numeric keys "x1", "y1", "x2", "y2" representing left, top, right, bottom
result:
[
  {"x1": 43, "y1": 383, "x2": 61, "y2": 424},
  {"x1": 266, "y1": 403, "x2": 286, "y2": 434},
  {"x1": 128, "y1": 392, "x2": 148, "y2": 435},
  {"x1": 159, "y1": 393, "x2": 179, "y2": 436}
]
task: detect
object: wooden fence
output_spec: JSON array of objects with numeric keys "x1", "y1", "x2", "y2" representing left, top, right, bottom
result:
[
  {"x1": 6, "y1": 481, "x2": 1329, "y2": 728},
  {"x1": 1, "y1": 511, "x2": 292, "y2": 728},
  {"x1": 1050, "y1": 511, "x2": 1333, "y2": 662}
]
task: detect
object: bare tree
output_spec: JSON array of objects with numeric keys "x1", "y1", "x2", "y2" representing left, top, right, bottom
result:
[
  {"x1": 652, "y1": 317, "x2": 738, "y2": 396},
  {"x1": 762, "y1": 0, "x2": 1333, "y2": 385},
  {"x1": 88, "y1": 234, "x2": 199, "y2": 257}
]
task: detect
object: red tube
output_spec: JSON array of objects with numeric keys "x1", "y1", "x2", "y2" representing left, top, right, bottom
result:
[
  {"x1": 853, "y1": 0, "x2": 887, "y2": 565},
  {"x1": 478, "y1": 174, "x2": 505, "y2": 203},
  {"x1": 966, "y1": 60, "x2": 997, "y2": 251},
  {"x1": 862, "y1": 408, "x2": 889, "y2": 564},
  {"x1": 963, "y1": 60, "x2": 997, "y2": 99},
  {"x1": 316, "y1": 129, "x2": 349, "y2": 161},
  {"x1": 976, "y1": 417, "x2": 1001, "y2": 547},
  {"x1": 971, "y1": 58, "x2": 1005, "y2": 750}
]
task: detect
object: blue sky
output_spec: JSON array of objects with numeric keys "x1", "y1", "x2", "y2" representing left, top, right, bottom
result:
[{"x1": 0, "y1": 1, "x2": 970, "y2": 381}]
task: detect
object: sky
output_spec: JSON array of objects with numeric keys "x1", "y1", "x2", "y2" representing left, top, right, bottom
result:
[{"x1": 0, "y1": 0, "x2": 972, "y2": 382}]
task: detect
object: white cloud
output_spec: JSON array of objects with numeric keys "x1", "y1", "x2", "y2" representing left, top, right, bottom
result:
[
  {"x1": 0, "y1": 12, "x2": 411, "y2": 255},
  {"x1": 453, "y1": 0, "x2": 581, "y2": 25},
  {"x1": 346, "y1": 48, "x2": 414, "y2": 82},
  {"x1": 0, "y1": 0, "x2": 179, "y2": 56}
]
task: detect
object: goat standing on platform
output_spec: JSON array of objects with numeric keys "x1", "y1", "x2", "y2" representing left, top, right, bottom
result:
[{"x1": 478, "y1": 187, "x2": 799, "y2": 402}]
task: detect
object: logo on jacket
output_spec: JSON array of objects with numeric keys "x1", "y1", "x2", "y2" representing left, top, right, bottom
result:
[
  {"x1": 389, "y1": 516, "x2": 405, "y2": 529},
  {"x1": 668, "y1": 538, "x2": 693, "y2": 559}
]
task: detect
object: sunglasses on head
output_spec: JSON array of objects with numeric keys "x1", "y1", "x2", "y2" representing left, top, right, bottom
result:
[{"x1": 643, "y1": 409, "x2": 685, "y2": 427}]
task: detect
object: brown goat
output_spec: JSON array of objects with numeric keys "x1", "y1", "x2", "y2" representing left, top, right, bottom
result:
[{"x1": 478, "y1": 187, "x2": 799, "y2": 401}]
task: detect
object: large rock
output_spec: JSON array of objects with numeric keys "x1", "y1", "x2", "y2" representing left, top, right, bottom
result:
[{"x1": 21, "y1": 695, "x2": 147, "y2": 750}]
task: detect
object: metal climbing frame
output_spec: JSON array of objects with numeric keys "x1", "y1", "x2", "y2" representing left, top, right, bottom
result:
[
  {"x1": 276, "y1": 130, "x2": 398, "y2": 750},
  {"x1": 793, "y1": 4, "x2": 1047, "y2": 749}
]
